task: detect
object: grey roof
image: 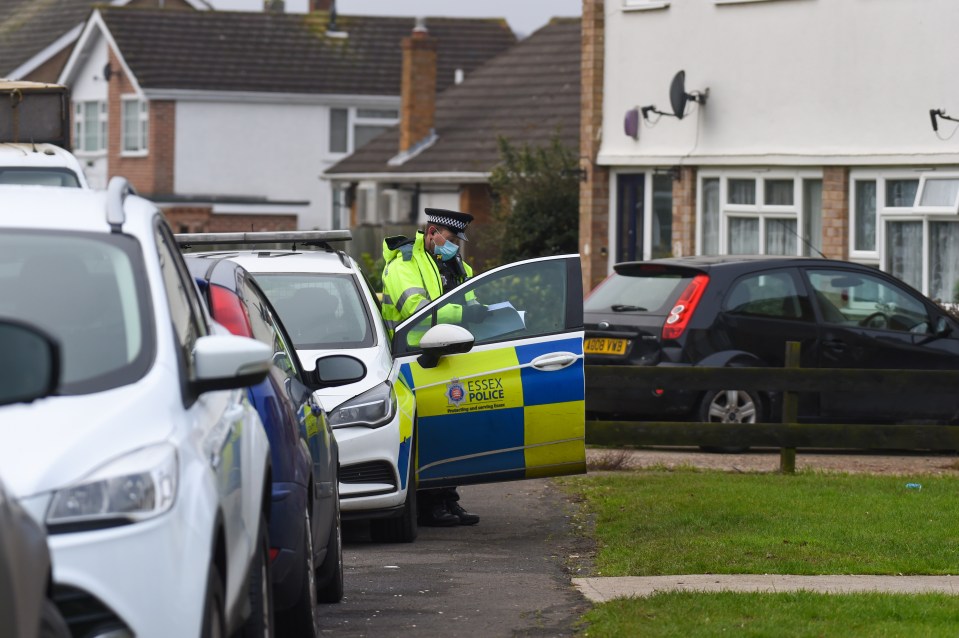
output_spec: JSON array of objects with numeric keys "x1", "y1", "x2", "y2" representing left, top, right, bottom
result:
[
  {"x1": 325, "y1": 18, "x2": 580, "y2": 177},
  {"x1": 0, "y1": 0, "x2": 104, "y2": 76},
  {"x1": 98, "y1": 7, "x2": 516, "y2": 95}
]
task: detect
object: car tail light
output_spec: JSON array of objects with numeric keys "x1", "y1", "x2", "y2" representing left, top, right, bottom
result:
[
  {"x1": 269, "y1": 548, "x2": 280, "y2": 563},
  {"x1": 209, "y1": 284, "x2": 253, "y2": 338},
  {"x1": 662, "y1": 274, "x2": 709, "y2": 340}
]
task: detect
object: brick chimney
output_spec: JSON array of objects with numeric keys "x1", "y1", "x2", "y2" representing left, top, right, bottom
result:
[{"x1": 399, "y1": 19, "x2": 437, "y2": 152}]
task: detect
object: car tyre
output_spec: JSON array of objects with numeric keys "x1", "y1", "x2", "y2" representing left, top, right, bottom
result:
[
  {"x1": 39, "y1": 598, "x2": 70, "y2": 638},
  {"x1": 241, "y1": 514, "x2": 274, "y2": 637},
  {"x1": 315, "y1": 482, "x2": 343, "y2": 603},
  {"x1": 370, "y1": 439, "x2": 417, "y2": 544},
  {"x1": 698, "y1": 388, "x2": 764, "y2": 454},
  {"x1": 200, "y1": 563, "x2": 226, "y2": 638},
  {"x1": 279, "y1": 506, "x2": 320, "y2": 636}
]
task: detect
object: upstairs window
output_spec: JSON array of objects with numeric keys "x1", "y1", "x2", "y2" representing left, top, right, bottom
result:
[
  {"x1": 74, "y1": 101, "x2": 107, "y2": 153},
  {"x1": 328, "y1": 106, "x2": 399, "y2": 154},
  {"x1": 121, "y1": 97, "x2": 148, "y2": 154}
]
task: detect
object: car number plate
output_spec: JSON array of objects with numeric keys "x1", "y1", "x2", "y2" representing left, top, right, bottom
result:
[{"x1": 584, "y1": 337, "x2": 628, "y2": 355}]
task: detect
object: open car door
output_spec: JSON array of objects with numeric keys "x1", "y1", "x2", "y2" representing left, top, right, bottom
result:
[{"x1": 392, "y1": 255, "x2": 586, "y2": 489}]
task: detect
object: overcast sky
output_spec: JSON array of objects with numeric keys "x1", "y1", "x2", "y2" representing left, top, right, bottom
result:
[{"x1": 339, "y1": 1, "x2": 581, "y2": 37}]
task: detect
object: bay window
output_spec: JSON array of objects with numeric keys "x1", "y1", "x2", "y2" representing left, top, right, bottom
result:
[{"x1": 852, "y1": 171, "x2": 959, "y2": 302}]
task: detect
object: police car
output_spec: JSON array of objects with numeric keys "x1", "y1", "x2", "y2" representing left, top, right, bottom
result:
[{"x1": 177, "y1": 231, "x2": 588, "y2": 543}]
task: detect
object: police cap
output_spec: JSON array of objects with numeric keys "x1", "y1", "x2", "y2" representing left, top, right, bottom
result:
[{"x1": 425, "y1": 208, "x2": 473, "y2": 242}]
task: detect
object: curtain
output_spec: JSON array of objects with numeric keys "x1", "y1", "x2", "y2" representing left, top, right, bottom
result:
[
  {"x1": 728, "y1": 179, "x2": 756, "y2": 205},
  {"x1": 930, "y1": 222, "x2": 959, "y2": 302},
  {"x1": 728, "y1": 218, "x2": 759, "y2": 254},
  {"x1": 764, "y1": 179, "x2": 794, "y2": 206},
  {"x1": 885, "y1": 179, "x2": 919, "y2": 208},
  {"x1": 855, "y1": 180, "x2": 877, "y2": 251},
  {"x1": 766, "y1": 219, "x2": 798, "y2": 255},
  {"x1": 702, "y1": 178, "x2": 720, "y2": 254},
  {"x1": 803, "y1": 180, "x2": 823, "y2": 256},
  {"x1": 886, "y1": 221, "x2": 923, "y2": 292}
]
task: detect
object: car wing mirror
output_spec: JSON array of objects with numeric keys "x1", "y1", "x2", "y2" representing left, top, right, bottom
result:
[
  {"x1": 417, "y1": 324, "x2": 475, "y2": 369},
  {"x1": 0, "y1": 319, "x2": 60, "y2": 407},
  {"x1": 935, "y1": 315, "x2": 953, "y2": 338},
  {"x1": 313, "y1": 354, "x2": 366, "y2": 388},
  {"x1": 192, "y1": 334, "x2": 271, "y2": 395}
]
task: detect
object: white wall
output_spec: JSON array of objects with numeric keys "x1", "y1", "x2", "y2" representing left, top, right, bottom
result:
[
  {"x1": 68, "y1": 34, "x2": 109, "y2": 189},
  {"x1": 600, "y1": 0, "x2": 959, "y2": 167},
  {"x1": 175, "y1": 100, "x2": 333, "y2": 228}
]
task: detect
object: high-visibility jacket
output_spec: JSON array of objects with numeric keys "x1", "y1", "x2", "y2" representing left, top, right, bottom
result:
[{"x1": 381, "y1": 231, "x2": 473, "y2": 339}]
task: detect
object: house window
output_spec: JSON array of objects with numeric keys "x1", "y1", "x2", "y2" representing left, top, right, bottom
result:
[
  {"x1": 121, "y1": 97, "x2": 148, "y2": 154},
  {"x1": 329, "y1": 106, "x2": 399, "y2": 154},
  {"x1": 852, "y1": 170, "x2": 959, "y2": 301},
  {"x1": 73, "y1": 101, "x2": 106, "y2": 153},
  {"x1": 698, "y1": 171, "x2": 822, "y2": 256}
]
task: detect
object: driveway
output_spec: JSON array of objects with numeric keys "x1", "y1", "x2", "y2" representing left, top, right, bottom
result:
[{"x1": 317, "y1": 479, "x2": 592, "y2": 637}]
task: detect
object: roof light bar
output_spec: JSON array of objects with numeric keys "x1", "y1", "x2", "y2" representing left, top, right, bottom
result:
[{"x1": 174, "y1": 230, "x2": 352, "y2": 249}]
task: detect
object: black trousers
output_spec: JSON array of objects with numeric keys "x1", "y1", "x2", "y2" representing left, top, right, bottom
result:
[{"x1": 417, "y1": 487, "x2": 460, "y2": 513}]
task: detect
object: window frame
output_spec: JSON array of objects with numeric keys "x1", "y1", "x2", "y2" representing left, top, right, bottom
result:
[
  {"x1": 120, "y1": 95, "x2": 149, "y2": 156},
  {"x1": 73, "y1": 100, "x2": 107, "y2": 155},
  {"x1": 696, "y1": 169, "x2": 822, "y2": 256},
  {"x1": 915, "y1": 174, "x2": 959, "y2": 213},
  {"x1": 328, "y1": 105, "x2": 399, "y2": 156}
]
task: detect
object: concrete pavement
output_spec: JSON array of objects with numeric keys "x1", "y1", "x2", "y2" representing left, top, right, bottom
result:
[{"x1": 573, "y1": 574, "x2": 959, "y2": 602}]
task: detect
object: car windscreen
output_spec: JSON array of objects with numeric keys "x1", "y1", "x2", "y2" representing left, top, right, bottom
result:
[
  {"x1": 584, "y1": 270, "x2": 692, "y2": 315},
  {"x1": 0, "y1": 168, "x2": 80, "y2": 187},
  {"x1": 0, "y1": 230, "x2": 155, "y2": 394},
  {"x1": 253, "y1": 272, "x2": 375, "y2": 350}
]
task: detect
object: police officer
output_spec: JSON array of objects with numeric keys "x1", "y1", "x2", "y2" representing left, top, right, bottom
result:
[{"x1": 380, "y1": 208, "x2": 485, "y2": 526}]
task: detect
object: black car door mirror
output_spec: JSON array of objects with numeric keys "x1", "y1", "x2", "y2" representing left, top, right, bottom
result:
[
  {"x1": 0, "y1": 320, "x2": 60, "y2": 407},
  {"x1": 417, "y1": 324, "x2": 475, "y2": 369},
  {"x1": 935, "y1": 316, "x2": 953, "y2": 338},
  {"x1": 313, "y1": 354, "x2": 366, "y2": 388}
]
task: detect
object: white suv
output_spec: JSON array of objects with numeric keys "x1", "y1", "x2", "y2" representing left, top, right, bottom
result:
[{"x1": 0, "y1": 180, "x2": 275, "y2": 637}]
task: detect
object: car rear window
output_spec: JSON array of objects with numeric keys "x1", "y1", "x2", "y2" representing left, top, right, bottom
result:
[
  {"x1": 584, "y1": 270, "x2": 692, "y2": 314},
  {"x1": 253, "y1": 273, "x2": 375, "y2": 350},
  {"x1": 0, "y1": 168, "x2": 80, "y2": 187},
  {"x1": 0, "y1": 230, "x2": 155, "y2": 394}
]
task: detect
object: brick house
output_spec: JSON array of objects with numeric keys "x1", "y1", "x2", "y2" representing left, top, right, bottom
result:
[
  {"x1": 580, "y1": 0, "x2": 959, "y2": 300},
  {"x1": 56, "y1": 5, "x2": 515, "y2": 232},
  {"x1": 324, "y1": 18, "x2": 581, "y2": 270}
]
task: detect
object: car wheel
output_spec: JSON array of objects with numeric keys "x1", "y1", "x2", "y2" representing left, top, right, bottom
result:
[
  {"x1": 698, "y1": 388, "x2": 764, "y2": 454},
  {"x1": 278, "y1": 507, "x2": 319, "y2": 636},
  {"x1": 39, "y1": 598, "x2": 70, "y2": 638},
  {"x1": 200, "y1": 563, "x2": 226, "y2": 638},
  {"x1": 370, "y1": 443, "x2": 418, "y2": 544},
  {"x1": 315, "y1": 484, "x2": 344, "y2": 603},
  {"x1": 241, "y1": 514, "x2": 274, "y2": 637}
]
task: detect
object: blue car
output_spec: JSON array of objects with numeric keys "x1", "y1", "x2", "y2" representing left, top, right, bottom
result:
[{"x1": 186, "y1": 255, "x2": 341, "y2": 636}]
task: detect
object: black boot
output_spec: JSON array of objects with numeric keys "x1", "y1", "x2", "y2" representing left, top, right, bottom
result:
[
  {"x1": 447, "y1": 501, "x2": 479, "y2": 525},
  {"x1": 418, "y1": 501, "x2": 459, "y2": 527}
]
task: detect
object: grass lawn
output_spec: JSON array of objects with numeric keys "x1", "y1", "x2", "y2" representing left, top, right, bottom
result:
[{"x1": 561, "y1": 468, "x2": 959, "y2": 637}]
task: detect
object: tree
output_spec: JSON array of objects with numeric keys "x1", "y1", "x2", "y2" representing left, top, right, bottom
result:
[{"x1": 488, "y1": 135, "x2": 579, "y2": 266}]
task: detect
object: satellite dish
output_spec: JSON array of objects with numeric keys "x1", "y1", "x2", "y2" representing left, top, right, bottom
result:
[{"x1": 670, "y1": 71, "x2": 689, "y2": 120}]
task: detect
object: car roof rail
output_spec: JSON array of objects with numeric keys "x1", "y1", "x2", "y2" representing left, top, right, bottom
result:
[
  {"x1": 106, "y1": 176, "x2": 136, "y2": 233},
  {"x1": 175, "y1": 230, "x2": 352, "y2": 251}
]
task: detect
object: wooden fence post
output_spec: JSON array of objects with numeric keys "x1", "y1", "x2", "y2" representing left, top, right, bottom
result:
[{"x1": 780, "y1": 341, "x2": 800, "y2": 474}]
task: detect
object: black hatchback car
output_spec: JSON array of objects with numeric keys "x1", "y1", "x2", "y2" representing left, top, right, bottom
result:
[{"x1": 585, "y1": 256, "x2": 959, "y2": 426}]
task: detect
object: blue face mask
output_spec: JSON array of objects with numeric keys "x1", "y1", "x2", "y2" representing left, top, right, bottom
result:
[{"x1": 433, "y1": 236, "x2": 459, "y2": 261}]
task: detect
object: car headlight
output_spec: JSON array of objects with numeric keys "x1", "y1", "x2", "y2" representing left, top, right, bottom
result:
[
  {"x1": 328, "y1": 381, "x2": 396, "y2": 429},
  {"x1": 47, "y1": 444, "x2": 178, "y2": 530}
]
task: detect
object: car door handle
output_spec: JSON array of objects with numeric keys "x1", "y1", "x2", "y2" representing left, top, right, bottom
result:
[
  {"x1": 530, "y1": 352, "x2": 579, "y2": 371},
  {"x1": 822, "y1": 339, "x2": 847, "y2": 353}
]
